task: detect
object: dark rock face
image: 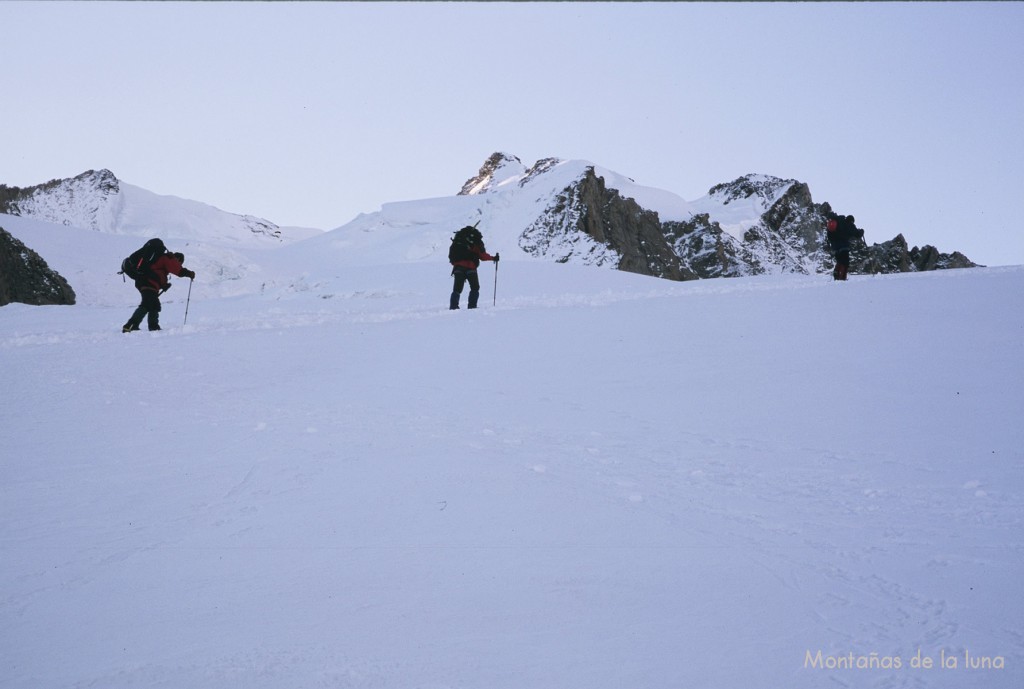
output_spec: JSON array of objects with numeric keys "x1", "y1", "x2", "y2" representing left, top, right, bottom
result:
[
  {"x1": 666, "y1": 175, "x2": 832, "y2": 278},
  {"x1": 663, "y1": 214, "x2": 763, "y2": 279},
  {"x1": 853, "y1": 234, "x2": 979, "y2": 274},
  {"x1": 676, "y1": 174, "x2": 978, "y2": 278},
  {"x1": 0, "y1": 226, "x2": 76, "y2": 306},
  {"x1": 761, "y1": 182, "x2": 825, "y2": 258},
  {"x1": 519, "y1": 168, "x2": 696, "y2": 281},
  {"x1": 464, "y1": 156, "x2": 982, "y2": 282},
  {"x1": 512, "y1": 164, "x2": 977, "y2": 282}
]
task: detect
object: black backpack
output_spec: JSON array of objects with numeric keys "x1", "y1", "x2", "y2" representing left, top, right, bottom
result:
[
  {"x1": 119, "y1": 238, "x2": 166, "y2": 280},
  {"x1": 448, "y1": 226, "x2": 483, "y2": 263}
]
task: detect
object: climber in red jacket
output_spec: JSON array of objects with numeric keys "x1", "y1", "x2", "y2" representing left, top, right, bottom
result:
[
  {"x1": 448, "y1": 225, "x2": 498, "y2": 309},
  {"x1": 122, "y1": 251, "x2": 195, "y2": 332}
]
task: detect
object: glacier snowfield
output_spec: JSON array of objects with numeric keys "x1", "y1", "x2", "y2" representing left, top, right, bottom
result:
[{"x1": 3, "y1": 241, "x2": 1022, "y2": 688}]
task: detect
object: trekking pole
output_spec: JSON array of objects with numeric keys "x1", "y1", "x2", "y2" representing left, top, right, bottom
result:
[
  {"x1": 183, "y1": 279, "x2": 193, "y2": 326},
  {"x1": 493, "y1": 257, "x2": 499, "y2": 306}
]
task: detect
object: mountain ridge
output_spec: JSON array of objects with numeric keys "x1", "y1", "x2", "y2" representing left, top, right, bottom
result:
[
  {"x1": 0, "y1": 157, "x2": 978, "y2": 307},
  {"x1": 455, "y1": 153, "x2": 977, "y2": 280},
  {"x1": 0, "y1": 170, "x2": 317, "y2": 244}
]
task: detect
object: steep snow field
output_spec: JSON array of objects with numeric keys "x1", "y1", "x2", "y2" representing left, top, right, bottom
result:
[{"x1": 2, "y1": 216, "x2": 1023, "y2": 689}]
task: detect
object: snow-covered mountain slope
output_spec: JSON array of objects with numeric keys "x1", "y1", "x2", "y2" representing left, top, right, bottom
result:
[
  {"x1": 461, "y1": 152, "x2": 693, "y2": 223},
  {"x1": 2, "y1": 158, "x2": 976, "y2": 297},
  {"x1": 690, "y1": 173, "x2": 798, "y2": 242},
  {"x1": 0, "y1": 169, "x2": 321, "y2": 244},
  {"x1": 332, "y1": 153, "x2": 974, "y2": 281},
  {"x1": 2, "y1": 218, "x2": 1022, "y2": 689},
  {"x1": 314, "y1": 154, "x2": 696, "y2": 280}
]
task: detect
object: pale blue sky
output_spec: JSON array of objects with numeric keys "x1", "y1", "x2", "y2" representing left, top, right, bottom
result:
[{"x1": 3, "y1": 2, "x2": 1022, "y2": 266}]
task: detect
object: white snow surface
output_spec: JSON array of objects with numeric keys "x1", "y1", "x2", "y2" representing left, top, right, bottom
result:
[{"x1": 2, "y1": 209, "x2": 1023, "y2": 689}]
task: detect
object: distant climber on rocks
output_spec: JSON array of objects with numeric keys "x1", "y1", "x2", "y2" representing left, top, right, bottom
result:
[{"x1": 825, "y1": 213, "x2": 865, "y2": 281}]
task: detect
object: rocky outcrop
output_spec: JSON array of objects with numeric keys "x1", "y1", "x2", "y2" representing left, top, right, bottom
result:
[
  {"x1": 677, "y1": 174, "x2": 976, "y2": 278},
  {"x1": 467, "y1": 156, "x2": 978, "y2": 282},
  {"x1": 853, "y1": 234, "x2": 979, "y2": 274},
  {"x1": 459, "y1": 153, "x2": 528, "y2": 196},
  {"x1": 761, "y1": 182, "x2": 827, "y2": 260},
  {"x1": 674, "y1": 175, "x2": 832, "y2": 277},
  {"x1": 519, "y1": 167, "x2": 696, "y2": 281},
  {"x1": 0, "y1": 226, "x2": 76, "y2": 306},
  {"x1": 662, "y1": 214, "x2": 763, "y2": 279}
]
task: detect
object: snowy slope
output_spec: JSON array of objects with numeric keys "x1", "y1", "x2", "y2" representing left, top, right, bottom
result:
[
  {"x1": 2, "y1": 212, "x2": 1022, "y2": 689},
  {"x1": 311, "y1": 156, "x2": 693, "y2": 276},
  {"x1": 5, "y1": 169, "x2": 321, "y2": 245}
]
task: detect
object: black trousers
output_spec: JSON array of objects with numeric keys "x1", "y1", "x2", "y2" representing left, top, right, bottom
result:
[
  {"x1": 832, "y1": 248, "x2": 850, "y2": 280},
  {"x1": 450, "y1": 267, "x2": 480, "y2": 309},
  {"x1": 126, "y1": 289, "x2": 162, "y2": 330}
]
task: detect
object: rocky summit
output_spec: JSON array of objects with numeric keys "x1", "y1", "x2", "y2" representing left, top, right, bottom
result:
[{"x1": 459, "y1": 153, "x2": 977, "y2": 281}]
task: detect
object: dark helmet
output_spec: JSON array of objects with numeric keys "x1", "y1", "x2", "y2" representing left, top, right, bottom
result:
[
  {"x1": 847, "y1": 215, "x2": 855, "y2": 224},
  {"x1": 173, "y1": 252, "x2": 185, "y2": 263}
]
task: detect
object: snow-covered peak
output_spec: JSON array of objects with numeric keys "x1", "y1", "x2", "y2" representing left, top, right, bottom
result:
[
  {"x1": 687, "y1": 174, "x2": 798, "y2": 242},
  {"x1": 4, "y1": 169, "x2": 121, "y2": 232},
  {"x1": 459, "y1": 152, "x2": 528, "y2": 195},
  {"x1": 460, "y1": 153, "x2": 692, "y2": 222},
  {"x1": 708, "y1": 174, "x2": 796, "y2": 208},
  {"x1": 2, "y1": 169, "x2": 320, "y2": 245}
]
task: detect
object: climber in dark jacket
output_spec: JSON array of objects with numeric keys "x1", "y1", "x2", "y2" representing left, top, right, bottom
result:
[
  {"x1": 122, "y1": 252, "x2": 195, "y2": 332},
  {"x1": 826, "y1": 213, "x2": 865, "y2": 281},
  {"x1": 448, "y1": 226, "x2": 498, "y2": 309}
]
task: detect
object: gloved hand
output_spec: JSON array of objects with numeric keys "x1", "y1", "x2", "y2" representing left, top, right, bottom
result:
[
  {"x1": 183, "y1": 269, "x2": 196, "y2": 280},
  {"x1": 494, "y1": 252, "x2": 500, "y2": 263}
]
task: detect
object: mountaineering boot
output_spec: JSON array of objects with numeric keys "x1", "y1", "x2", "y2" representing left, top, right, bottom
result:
[{"x1": 124, "y1": 304, "x2": 147, "y2": 332}]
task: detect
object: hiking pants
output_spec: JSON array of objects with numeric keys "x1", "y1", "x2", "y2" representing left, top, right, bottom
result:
[
  {"x1": 127, "y1": 288, "x2": 162, "y2": 330},
  {"x1": 833, "y1": 248, "x2": 850, "y2": 280},
  {"x1": 450, "y1": 267, "x2": 480, "y2": 309}
]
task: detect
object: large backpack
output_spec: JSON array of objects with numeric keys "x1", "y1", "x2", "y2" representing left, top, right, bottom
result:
[
  {"x1": 119, "y1": 238, "x2": 166, "y2": 280},
  {"x1": 448, "y1": 226, "x2": 483, "y2": 263}
]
